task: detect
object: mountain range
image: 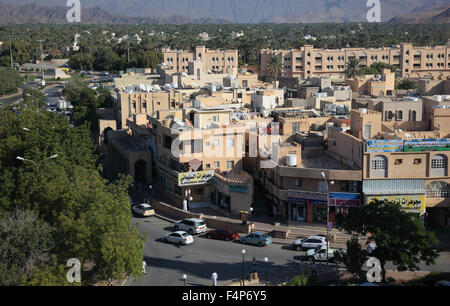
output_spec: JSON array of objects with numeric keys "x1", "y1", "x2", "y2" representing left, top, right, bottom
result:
[
  {"x1": 0, "y1": 0, "x2": 449, "y2": 24},
  {"x1": 389, "y1": 5, "x2": 450, "y2": 23}
]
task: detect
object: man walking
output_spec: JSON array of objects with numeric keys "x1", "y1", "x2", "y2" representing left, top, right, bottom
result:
[
  {"x1": 211, "y1": 272, "x2": 218, "y2": 286},
  {"x1": 142, "y1": 259, "x2": 147, "y2": 274}
]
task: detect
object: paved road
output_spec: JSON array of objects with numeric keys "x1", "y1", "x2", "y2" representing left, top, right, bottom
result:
[
  {"x1": 125, "y1": 216, "x2": 450, "y2": 286},
  {"x1": 126, "y1": 216, "x2": 331, "y2": 286}
]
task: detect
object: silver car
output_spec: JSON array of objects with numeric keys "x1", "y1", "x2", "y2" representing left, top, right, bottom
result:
[
  {"x1": 174, "y1": 218, "x2": 207, "y2": 235},
  {"x1": 164, "y1": 231, "x2": 194, "y2": 245}
]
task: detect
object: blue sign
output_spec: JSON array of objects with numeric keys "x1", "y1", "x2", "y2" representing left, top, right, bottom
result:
[
  {"x1": 329, "y1": 192, "x2": 361, "y2": 207},
  {"x1": 366, "y1": 139, "x2": 403, "y2": 153}
]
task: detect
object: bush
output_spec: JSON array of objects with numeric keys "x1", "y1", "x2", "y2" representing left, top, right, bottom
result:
[{"x1": 286, "y1": 273, "x2": 308, "y2": 286}]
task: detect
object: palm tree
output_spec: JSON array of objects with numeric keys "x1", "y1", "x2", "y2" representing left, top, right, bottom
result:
[
  {"x1": 343, "y1": 58, "x2": 363, "y2": 79},
  {"x1": 396, "y1": 78, "x2": 418, "y2": 90},
  {"x1": 266, "y1": 55, "x2": 283, "y2": 87}
]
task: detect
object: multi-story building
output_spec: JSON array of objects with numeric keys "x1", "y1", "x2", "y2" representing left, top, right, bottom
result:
[
  {"x1": 163, "y1": 46, "x2": 238, "y2": 75},
  {"x1": 261, "y1": 42, "x2": 450, "y2": 79}
]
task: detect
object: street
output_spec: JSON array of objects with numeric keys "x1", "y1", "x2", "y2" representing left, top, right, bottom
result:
[{"x1": 126, "y1": 215, "x2": 450, "y2": 286}]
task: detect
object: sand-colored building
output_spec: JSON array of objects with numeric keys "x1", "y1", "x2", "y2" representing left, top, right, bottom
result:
[
  {"x1": 346, "y1": 69, "x2": 395, "y2": 96},
  {"x1": 261, "y1": 43, "x2": 450, "y2": 79}
]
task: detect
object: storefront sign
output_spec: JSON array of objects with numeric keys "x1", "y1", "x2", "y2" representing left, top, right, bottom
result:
[
  {"x1": 366, "y1": 139, "x2": 403, "y2": 153},
  {"x1": 229, "y1": 184, "x2": 248, "y2": 193},
  {"x1": 178, "y1": 170, "x2": 215, "y2": 186},
  {"x1": 403, "y1": 139, "x2": 450, "y2": 152},
  {"x1": 288, "y1": 190, "x2": 327, "y2": 205},
  {"x1": 329, "y1": 192, "x2": 361, "y2": 207},
  {"x1": 365, "y1": 195, "x2": 426, "y2": 213}
]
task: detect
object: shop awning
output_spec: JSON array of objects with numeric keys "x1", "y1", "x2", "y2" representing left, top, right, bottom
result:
[{"x1": 363, "y1": 179, "x2": 425, "y2": 195}]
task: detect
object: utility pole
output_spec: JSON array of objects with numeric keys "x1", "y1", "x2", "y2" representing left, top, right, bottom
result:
[
  {"x1": 37, "y1": 40, "x2": 45, "y2": 83},
  {"x1": 9, "y1": 39, "x2": 13, "y2": 69}
]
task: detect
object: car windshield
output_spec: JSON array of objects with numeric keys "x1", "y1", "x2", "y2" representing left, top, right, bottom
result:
[
  {"x1": 144, "y1": 207, "x2": 152, "y2": 211},
  {"x1": 261, "y1": 235, "x2": 270, "y2": 239},
  {"x1": 181, "y1": 233, "x2": 190, "y2": 237},
  {"x1": 198, "y1": 221, "x2": 205, "y2": 226},
  {"x1": 315, "y1": 246, "x2": 323, "y2": 252}
]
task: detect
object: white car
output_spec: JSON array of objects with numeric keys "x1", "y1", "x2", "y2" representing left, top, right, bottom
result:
[
  {"x1": 164, "y1": 231, "x2": 194, "y2": 245},
  {"x1": 174, "y1": 218, "x2": 207, "y2": 235},
  {"x1": 305, "y1": 245, "x2": 341, "y2": 263},
  {"x1": 293, "y1": 235, "x2": 328, "y2": 251},
  {"x1": 132, "y1": 203, "x2": 155, "y2": 217}
]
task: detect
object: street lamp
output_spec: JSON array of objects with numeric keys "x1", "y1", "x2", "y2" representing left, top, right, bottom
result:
[
  {"x1": 182, "y1": 274, "x2": 187, "y2": 286},
  {"x1": 321, "y1": 171, "x2": 330, "y2": 266},
  {"x1": 17, "y1": 154, "x2": 58, "y2": 171},
  {"x1": 241, "y1": 249, "x2": 246, "y2": 286},
  {"x1": 264, "y1": 257, "x2": 269, "y2": 286}
]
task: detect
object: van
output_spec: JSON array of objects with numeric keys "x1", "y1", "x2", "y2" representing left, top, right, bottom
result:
[{"x1": 174, "y1": 218, "x2": 207, "y2": 235}]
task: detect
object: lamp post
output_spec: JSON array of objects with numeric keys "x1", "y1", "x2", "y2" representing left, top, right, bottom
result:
[
  {"x1": 321, "y1": 171, "x2": 330, "y2": 267},
  {"x1": 16, "y1": 154, "x2": 58, "y2": 171},
  {"x1": 264, "y1": 257, "x2": 269, "y2": 286},
  {"x1": 241, "y1": 249, "x2": 246, "y2": 286},
  {"x1": 182, "y1": 274, "x2": 187, "y2": 286}
]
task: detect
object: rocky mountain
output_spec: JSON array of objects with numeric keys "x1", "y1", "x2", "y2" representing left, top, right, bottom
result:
[
  {"x1": 1, "y1": 0, "x2": 450, "y2": 23},
  {"x1": 389, "y1": 5, "x2": 450, "y2": 23},
  {"x1": 0, "y1": 2, "x2": 230, "y2": 24}
]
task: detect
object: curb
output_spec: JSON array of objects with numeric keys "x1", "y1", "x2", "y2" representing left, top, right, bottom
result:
[{"x1": 154, "y1": 214, "x2": 176, "y2": 224}]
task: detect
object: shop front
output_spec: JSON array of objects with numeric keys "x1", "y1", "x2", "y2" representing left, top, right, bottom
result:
[
  {"x1": 288, "y1": 190, "x2": 327, "y2": 223},
  {"x1": 363, "y1": 179, "x2": 427, "y2": 219}
]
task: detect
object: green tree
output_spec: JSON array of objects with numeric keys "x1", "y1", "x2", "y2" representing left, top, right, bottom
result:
[
  {"x1": 335, "y1": 235, "x2": 368, "y2": 281},
  {"x1": 343, "y1": 58, "x2": 363, "y2": 79},
  {"x1": 396, "y1": 78, "x2": 418, "y2": 90},
  {"x1": 286, "y1": 273, "x2": 308, "y2": 286},
  {"x1": 266, "y1": 55, "x2": 283, "y2": 87},
  {"x1": 0, "y1": 67, "x2": 23, "y2": 95},
  {"x1": 336, "y1": 199, "x2": 440, "y2": 282},
  {"x1": 0, "y1": 208, "x2": 55, "y2": 285}
]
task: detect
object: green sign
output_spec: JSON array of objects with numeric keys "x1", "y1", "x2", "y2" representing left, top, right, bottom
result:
[{"x1": 229, "y1": 184, "x2": 248, "y2": 193}]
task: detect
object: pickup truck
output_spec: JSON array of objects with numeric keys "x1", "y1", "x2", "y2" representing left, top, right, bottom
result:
[{"x1": 305, "y1": 245, "x2": 345, "y2": 263}]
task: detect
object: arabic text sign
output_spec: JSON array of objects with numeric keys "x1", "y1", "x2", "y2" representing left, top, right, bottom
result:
[
  {"x1": 178, "y1": 170, "x2": 215, "y2": 186},
  {"x1": 403, "y1": 139, "x2": 450, "y2": 152},
  {"x1": 329, "y1": 192, "x2": 361, "y2": 207},
  {"x1": 366, "y1": 195, "x2": 426, "y2": 213},
  {"x1": 288, "y1": 190, "x2": 327, "y2": 205},
  {"x1": 366, "y1": 139, "x2": 403, "y2": 153}
]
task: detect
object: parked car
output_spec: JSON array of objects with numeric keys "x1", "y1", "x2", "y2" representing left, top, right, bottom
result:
[
  {"x1": 205, "y1": 229, "x2": 239, "y2": 241},
  {"x1": 131, "y1": 203, "x2": 155, "y2": 217},
  {"x1": 164, "y1": 231, "x2": 194, "y2": 245},
  {"x1": 293, "y1": 235, "x2": 328, "y2": 251},
  {"x1": 240, "y1": 232, "x2": 272, "y2": 247},
  {"x1": 305, "y1": 245, "x2": 341, "y2": 263},
  {"x1": 174, "y1": 218, "x2": 207, "y2": 235}
]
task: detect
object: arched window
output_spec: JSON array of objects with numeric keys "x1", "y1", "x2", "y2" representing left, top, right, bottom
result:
[
  {"x1": 388, "y1": 111, "x2": 394, "y2": 120},
  {"x1": 431, "y1": 155, "x2": 448, "y2": 176},
  {"x1": 411, "y1": 111, "x2": 417, "y2": 121},
  {"x1": 397, "y1": 110, "x2": 403, "y2": 120},
  {"x1": 371, "y1": 155, "x2": 388, "y2": 178},
  {"x1": 425, "y1": 181, "x2": 449, "y2": 198}
]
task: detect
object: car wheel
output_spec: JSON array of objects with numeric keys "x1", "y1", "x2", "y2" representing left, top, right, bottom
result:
[
  {"x1": 174, "y1": 225, "x2": 179, "y2": 230},
  {"x1": 206, "y1": 235, "x2": 212, "y2": 239},
  {"x1": 308, "y1": 256, "x2": 315, "y2": 263},
  {"x1": 178, "y1": 241, "x2": 183, "y2": 246},
  {"x1": 296, "y1": 245, "x2": 302, "y2": 251},
  {"x1": 241, "y1": 240, "x2": 246, "y2": 244},
  {"x1": 258, "y1": 242, "x2": 263, "y2": 247}
]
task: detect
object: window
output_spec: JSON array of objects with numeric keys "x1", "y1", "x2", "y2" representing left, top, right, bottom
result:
[
  {"x1": 206, "y1": 164, "x2": 210, "y2": 169},
  {"x1": 226, "y1": 138, "x2": 234, "y2": 147},
  {"x1": 292, "y1": 122, "x2": 299, "y2": 134},
  {"x1": 426, "y1": 181, "x2": 449, "y2": 198},
  {"x1": 214, "y1": 161, "x2": 220, "y2": 168},
  {"x1": 371, "y1": 155, "x2": 388, "y2": 178},
  {"x1": 295, "y1": 179, "x2": 302, "y2": 187},
  {"x1": 143, "y1": 101, "x2": 147, "y2": 109},
  {"x1": 431, "y1": 155, "x2": 448, "y2": 176},
  {"x1": 227, "y1": 161, "x2": 234, "y2": 169},
  {"x1": 395, "y1": 159, "x2": 403, "y2": 165},
  {"x1": 414, "y1": 159, "x2": 421, "y2": 164},
  {"x1": 212, "y1": 115, "x2": 219, "y2": 122},
  {"x1": 213, "y1": 139, "x2": 219, "y2": 147}
]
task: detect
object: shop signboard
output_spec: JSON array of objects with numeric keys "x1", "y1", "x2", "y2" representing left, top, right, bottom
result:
[
  {"x1": 366, "y1": 139, "x2": 403, "y2": 153},
  {"x1": 403, "y1": 139, "x2": 450, "y2": 152},
  {"x1": 365, "y1": 195, "x2": 426, "y2": 213},
  {"x1": 288, "y1": 190, "x2": 327, "y2": 205},
  {"x1": 229, "y1": 184, "x2": 248, "y2": 193},
  {"x1": 178, "y1": 170, "x2": 215, "y2": 187},
  {"x1": 329, "y1": 192, "x2": 361, "y2": 207}
]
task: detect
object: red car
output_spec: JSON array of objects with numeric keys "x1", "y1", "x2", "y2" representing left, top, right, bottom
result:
[{"x1": 205, "y1": 229, "x2": 239, "y2": 241}]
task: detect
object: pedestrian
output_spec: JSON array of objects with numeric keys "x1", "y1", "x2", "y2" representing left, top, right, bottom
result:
[
  {"x1": 183, "y1": 198, "x2": 188, "y2": 211},
  {"x1": 142, "y1": 259, "x2": 147, "y2": 274},
  {"x1": 211, "y1": 272, "x2": 218, "y2": 286}
]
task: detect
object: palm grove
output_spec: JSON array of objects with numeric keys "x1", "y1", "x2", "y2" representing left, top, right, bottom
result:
[{"x1": 0, "y1": 93, "x2": 144, "y2": 285}]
